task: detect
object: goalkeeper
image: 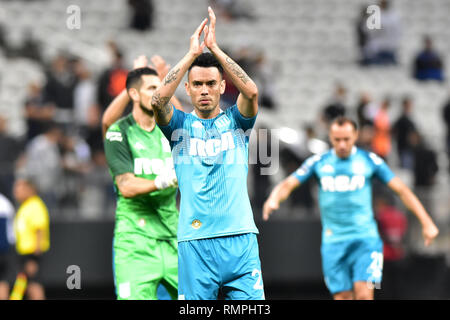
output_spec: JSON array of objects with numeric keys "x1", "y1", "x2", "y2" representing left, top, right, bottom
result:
[{"x1": 103, "y1": 55, "x2": 182, "y2": 300}]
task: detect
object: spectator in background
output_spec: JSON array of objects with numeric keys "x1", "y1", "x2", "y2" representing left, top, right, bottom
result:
[
  {"x1": 12, "y1": 176, "x2": 50, "y2": 300},
  {"x1": 59, "y1": 134, "x2": 92, "y2": 218},
  {"x1": 0, "y1": 192, "x2": 15, "y2": 300},
  {"x1": 409, "y1": 131, "x2": 438, "y2": 190},
  {"x1": 443, "y1": 97, "x2": 450, "y2": 173},
  {"x1": 356, "y1": 91, "x2": 377, "y2": 127},
  {"x1": 79, "y1": 149, "x2": 114, "y2": 221},
  {"x1": 413, "y1": 36, "x2": 444, "y2": 82},
  {"x1": 24, "y1": 82, "x2": 55, "y2": 142},
  {"x1": 356, "y1": 5, "x2": 371, "y2": 65},
  {"x1": 0, "y1": 117, "x2": 23, "y2": 201},
  {"x1": 363, "y1": 0, "x2": 401, "y2": 66},
  {"x1": 16, "y1": 122, "x2": 64, "y2": 213},
  {"x1": 409, "y1": 130, "x2": 438, "y2": 221},
  {"x1": 72, "y1": 59, "x2": 103, "y2": 155},
  {"x1": 209, "y1": 0, "x2": 255, "y2": 22},
  {"x1": 321, "y1": 84, "x2": 347, "y2": 128},
  {"x1": 375, "y1": 195, "x2": 408, "y2": 300},
  {"x1": 97, "y1": 43, "x2": 128, "y2": 113},
  {"x1": 43, "y1": 54, "x2": 77, "y2": 124},
  {"x1": 392, "y1": 96, "x2": 417, "y2": 169},
  {"x1": 356, "y1": 122, "x2": 375, "y2": 152},
  {"x1": 372, "y1": 97, "x2": 392, "y2": 160},
  {"x1": 73, "y1": 60, "x2": 99, "y2": 134},
  {"x1": 254, "y1": 50, "x2": 276, "y2": 109},
  {"x1": 128, "y1": 0, "x2": 154, "y2": 31}
]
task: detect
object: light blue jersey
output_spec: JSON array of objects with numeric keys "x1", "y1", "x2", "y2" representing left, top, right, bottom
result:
[
  {"x1": 159, "y1": 105, "x2": 259, "y2": 242},
  {"x1": 292, "y1": 147, "x2": 395, "y2": 243}
]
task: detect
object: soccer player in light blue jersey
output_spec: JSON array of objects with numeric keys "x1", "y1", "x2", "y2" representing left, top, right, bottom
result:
[
  {"x1": 150, "y1": 7, "x2": 264, "y2": 300},
  {"x1": 263, "y1": 117, "x2": 439, "y2": 300}
]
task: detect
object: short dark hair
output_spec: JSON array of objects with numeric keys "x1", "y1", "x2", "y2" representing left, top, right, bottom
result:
[
  {"x1": 331, "y1": 116, "x2": 358, "y2": 131},
  {"x1": 126, "y1": 67, "x2": 158, "y2": 91},
  {"x1": 188, "y1": 52, "x2": 223, "y2": 76}
]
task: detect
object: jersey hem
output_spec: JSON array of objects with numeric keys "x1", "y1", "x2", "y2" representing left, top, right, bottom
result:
[
  {"x1": 321, "y1": 233, "x2": 381, "y2": 244},
  {"x1": 177, "y1": 229, "x2": 259, "y2": 243}
]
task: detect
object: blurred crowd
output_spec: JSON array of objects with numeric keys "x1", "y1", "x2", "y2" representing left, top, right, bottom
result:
[
  {"x1": 0, "y1": 0, "x2": 448, "y2": 229},
  {"x1": 0, "y1": 41, "x2": 277, "y2": 222}
]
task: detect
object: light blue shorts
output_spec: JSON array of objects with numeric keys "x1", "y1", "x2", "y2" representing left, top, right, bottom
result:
[
  {"x1": 178, "y1": 233, "x2": 265, "y2": 300},
  {"x1": 321, "y1": 237, "x2": 383, "y2": 295}
]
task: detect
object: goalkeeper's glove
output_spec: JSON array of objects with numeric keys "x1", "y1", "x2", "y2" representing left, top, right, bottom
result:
[{"x1": 154, "y1": 170, "x2": 178, "y2": 190}]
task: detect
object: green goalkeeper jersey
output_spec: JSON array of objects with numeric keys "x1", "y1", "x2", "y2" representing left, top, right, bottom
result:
[{"x1": 104, "y1": 113, "x2": 178, "y2": 240}]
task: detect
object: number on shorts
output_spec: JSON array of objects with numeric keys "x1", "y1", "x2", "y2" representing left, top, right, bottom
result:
[
  {"x1": 368, "y1": 251, "x2": 383, "y2": 278},
  {"x1": 252, "y1": 269, "x2": 264, "y2": 290}
]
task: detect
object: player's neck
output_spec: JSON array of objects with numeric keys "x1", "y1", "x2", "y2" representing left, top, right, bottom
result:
[{"x1": 133, "y1": 105, "x2": 156, "y2": 132}]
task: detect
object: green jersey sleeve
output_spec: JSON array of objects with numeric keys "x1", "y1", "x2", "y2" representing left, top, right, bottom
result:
[{"x1": 104, "y1": 123, "x2": 134, "y2": 177}]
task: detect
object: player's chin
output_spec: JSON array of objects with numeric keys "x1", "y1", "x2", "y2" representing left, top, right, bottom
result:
[
  {"x1": 197, "y1": 102, "x2": 214, "y2": 111},
  {"x1": 337, "y1": 151, "x2": 350, "y2": 158}
]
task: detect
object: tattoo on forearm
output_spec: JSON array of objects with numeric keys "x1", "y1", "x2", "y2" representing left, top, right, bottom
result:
[
  {"x1": 225, "y1": 57, "x2": 250, "y2": 84},
  {"x1": 164, "y1": 68, "x2": 180, "y2": 85},
  {"x1": 151, "y1": 92, "x2": 171, "y2": 118}
]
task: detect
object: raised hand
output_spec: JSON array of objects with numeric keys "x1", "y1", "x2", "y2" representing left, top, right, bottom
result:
[
  {"x1": 189, "y1": 18, "x2": 208, "y2": 57},
  {"x1": 133, "y1": 55, "x2": 149, "y2": 69},
  {"x1": 151, "y1": 55, "x2": 171, "y2": 80},
  {"x1": 203, "y1": 6, "x2": 218, "y2": 50}
]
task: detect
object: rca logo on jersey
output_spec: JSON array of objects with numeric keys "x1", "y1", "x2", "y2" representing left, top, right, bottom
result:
[
  {"x1": 321, "y1": 175, "x2": 365, "y2": 192},
  {"x1": 134, "y1": 157, "x2": 174, "y2": 175},
  {"x1": 189, "y1": 132, "x2": 235, "y2": 157}
]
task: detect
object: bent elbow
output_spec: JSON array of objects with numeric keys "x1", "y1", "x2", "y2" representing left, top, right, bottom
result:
[
  {"x1": 248, "y1": 86, "x2": 258, "y2": 102},
  {"x1": 118, "y1": 186, "x2": 136, "y2": 199}
]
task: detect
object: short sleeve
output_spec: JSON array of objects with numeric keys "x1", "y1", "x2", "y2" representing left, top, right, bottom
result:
[
  {"x1": 230, "y1": 104, "x2": 257, "y2": 132},
  {"x1": 369, "y1": 152, "x2": 395, "y2": 184},
  {"x1": 104, "y1": 125, "x2": 133, "y2": 177},
  {"x1": 291, "y1": 154, "x2": 320, "y2": 184},
  {"x1": 158, "y1": 105, "x2": 186, "y2": 145}
]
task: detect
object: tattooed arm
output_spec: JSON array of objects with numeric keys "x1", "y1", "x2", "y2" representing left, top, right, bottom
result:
[
  {"x1": 203, "y1": 7, "x2": 258, "y2": 117},
  {"x1": 151, "y1": 19, "x2": 208, "y2": 126}
]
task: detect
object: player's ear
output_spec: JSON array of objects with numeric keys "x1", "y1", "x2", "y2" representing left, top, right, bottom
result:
[
  {"x1": 184, "y1": 81, "x2": 191, "y2": 97},
  {"x1": 219, "y1": 79, "x2": 226, "y2": 95},
  {"x1": 128, "y1": 87, "x2": 140, "y2": 102}
]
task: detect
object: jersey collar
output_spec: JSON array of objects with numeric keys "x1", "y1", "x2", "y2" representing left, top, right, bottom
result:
[
  {"x1": 332, "y1": 146, "x2": 357, "y2": 158},
  {"x1": 191, "y1": 108, "x2": 224, "y2": 119}
]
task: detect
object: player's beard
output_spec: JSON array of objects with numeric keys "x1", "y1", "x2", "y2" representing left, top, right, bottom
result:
[{"x1": 140, "y1": 103, "x2": 154, "y2": 117}]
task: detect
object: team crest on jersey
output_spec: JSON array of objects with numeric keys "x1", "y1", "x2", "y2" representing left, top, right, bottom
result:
[{"x1": 191, "y1": 219, "x2": 202, "y2": 229}]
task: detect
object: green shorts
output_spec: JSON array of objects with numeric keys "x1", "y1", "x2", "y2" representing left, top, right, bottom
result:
[{"x1": 113, "y1": 232, "x2": 178, "y2": 300}]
